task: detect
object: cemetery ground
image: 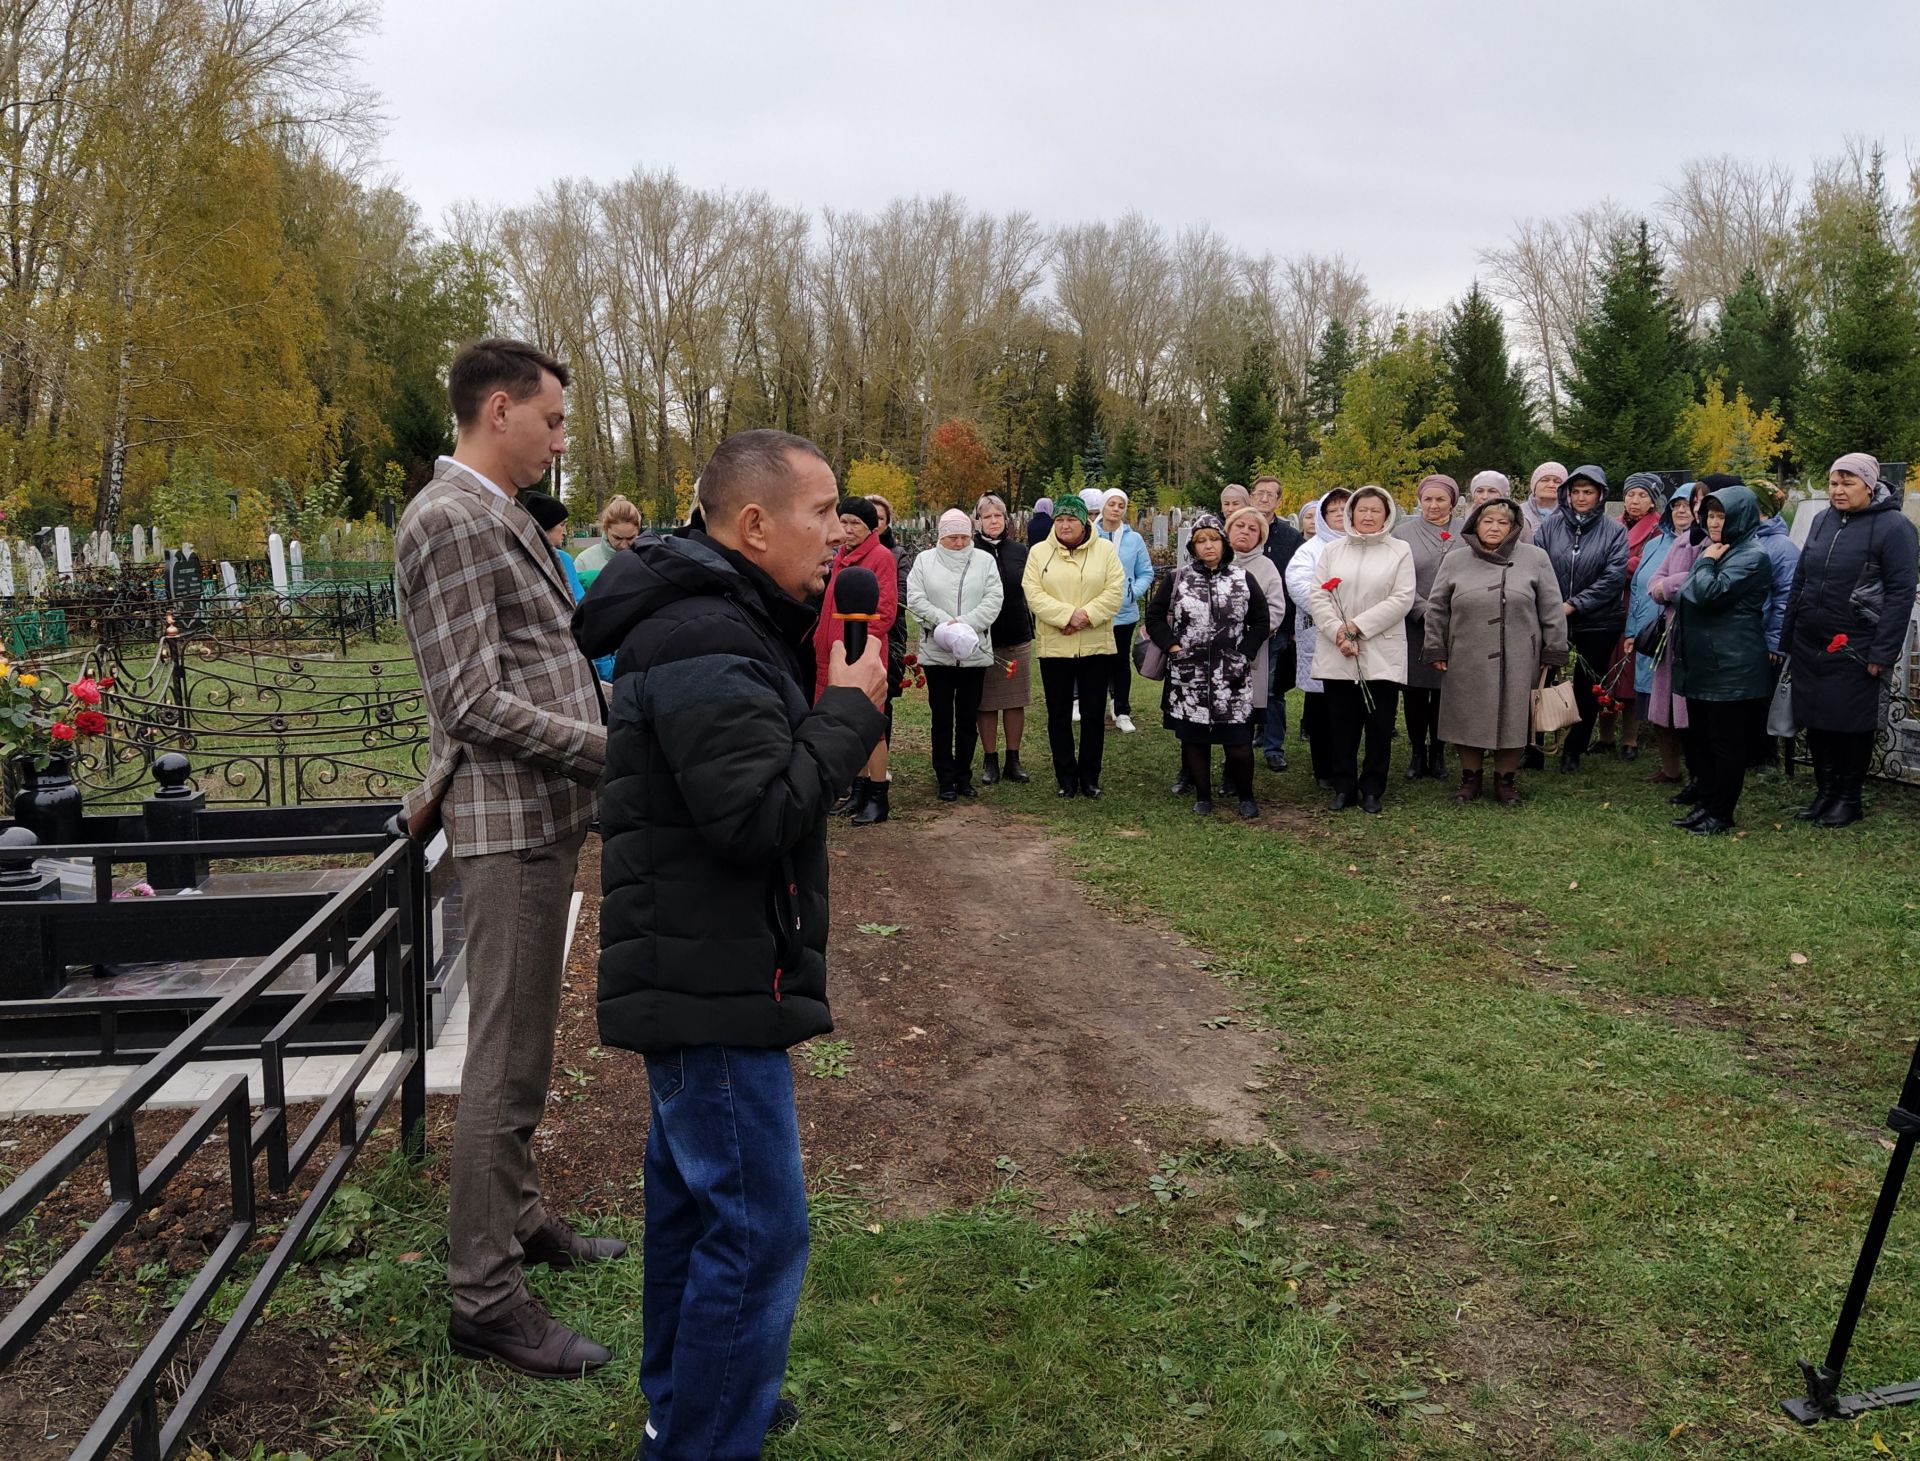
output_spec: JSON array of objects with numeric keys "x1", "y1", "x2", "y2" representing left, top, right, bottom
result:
[{"x1": 5, "y1": 681, "x2": 1920, "y2": 1458}]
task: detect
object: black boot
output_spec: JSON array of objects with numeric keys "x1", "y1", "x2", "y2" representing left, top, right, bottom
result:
[
  {"x1": 1817, "y1": 771, "x2": 1864, "y2": 828},
  {"x1": 1405, "y1": 747, "x2": 1427, "y2": 781},
  {"x1": 1522, "y1": 745, "x2": 1545, "y2": 771},
  {"x1": 1794, "y1": 760, "x2": 1835, "y2": 821},
  {"x1": 833, "y1": 777, "x2": 870, "y2": 817},
  {"x1": 1667, "y1": 779, "x2": 1699, "y2": 806},
  {"x1": 1425, "y1": 743, "x2": 1447, "y2": 778},
  {"x1": 1002, "y1": 750, "x2": 1030, "y2": 784},
  {"x1": 981, "y1": 752, "x2": 1001, "y2": 786},
  {"x1": 852, "y1": 779, "x2": 890, "y2": 825}
]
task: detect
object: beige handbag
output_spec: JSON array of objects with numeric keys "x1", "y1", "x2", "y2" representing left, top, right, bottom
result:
[{"x1": 1530, "y1": 669, "x2": 1582, "y2": 735}]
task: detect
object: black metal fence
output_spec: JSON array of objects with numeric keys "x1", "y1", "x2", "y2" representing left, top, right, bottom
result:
[{"x1": 0, "y1": 830, "x2": 430, "y2": 1460}]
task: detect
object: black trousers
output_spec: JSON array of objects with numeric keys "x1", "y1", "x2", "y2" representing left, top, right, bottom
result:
[
  {"x1": 925, "y1": 664, "x2": 987, "y2": 791},
  {"x1": 1302, "y1": 691, "x2": 1332, "y2": 783},
  {"x1": 1323, "y1": 680, "x2": 1402, "y2": 797},
  {"x1": 1562, "y1": 627, "x2": 1619, "y2": 758},
  {"x1": 1691, "y1": 697, "x2": 1766, "y2": 822},
  {"x1": 1040, "y1": 656, "x2": 1110, "y2": 791},
  {"x1": 1403, "y1": 686, "x2": 1442, "y2": 755},
  {"x1": 1110, "y1": 623, "x2": 1138, "y2": 714},
  {"x1": 1807, "y1": 727, "x2": 1876, "y2": 779}
]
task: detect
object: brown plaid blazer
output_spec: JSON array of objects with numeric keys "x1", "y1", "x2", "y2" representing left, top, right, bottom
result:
[{"x1": 396, "y1": 458, "x2": 606, "y2": 856}]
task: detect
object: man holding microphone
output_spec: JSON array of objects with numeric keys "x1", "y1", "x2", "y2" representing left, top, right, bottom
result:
[{"x1": 573, "y1": 430, "x2": 889, "y2": 1459}]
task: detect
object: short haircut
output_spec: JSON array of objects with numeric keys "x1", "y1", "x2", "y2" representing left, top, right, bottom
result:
[
  {"x1": 697, "y1": 430, "x2": 832, "y2": 522},
  {"x1": 448, "y1": 338, "x2": 570, "y2": 427},
  {"x1": 864, "y1": 493, "x2": 893, "y2": 524},
  {"x1": 1250, "y1": 476, "x2": 1282, "y2": 491}
]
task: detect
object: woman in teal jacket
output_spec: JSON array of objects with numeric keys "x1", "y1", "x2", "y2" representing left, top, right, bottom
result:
[
  {"x1": 1671, "y1": 485, "x2": 1771, "y2": 835},
  {"x1": 1097, "y1": 489, "x2": 1157, "y2": 733}
]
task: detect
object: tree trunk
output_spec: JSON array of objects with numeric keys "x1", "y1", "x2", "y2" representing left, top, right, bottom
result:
[{"x1": 94, "y1": 329, "x2": 131, "y2": 533}]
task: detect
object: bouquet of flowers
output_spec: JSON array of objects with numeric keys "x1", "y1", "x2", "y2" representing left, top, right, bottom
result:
[{"x1": 0, "y1": 664, "x2": 114, "y2": 768}]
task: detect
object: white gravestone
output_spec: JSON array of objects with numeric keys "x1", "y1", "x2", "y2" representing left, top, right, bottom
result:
[
  {"x1": 0, "y1": 543, "x2": 12, "y2": 598},
  {"x1": 24, "y1": 546, "x2": 47, "y2": 595},
  {"x1": 288, "y1": 538, "x2": 304, "y2": 586},
  {"x1": 53, "y1": 526, "x2": 72, "y2": 580},
  {"x1": 131, "y1": 524, "x2": 146, "y2": 562},
  {"x1": 267, "y1": 532, "x2": 289, "y2": 603},
  {"x1": 1152, "y1": 514, "x2": 1169, "y2": 550},
  {"x1": 220, "y1": 561, "x2": 241, "y2": 601}
]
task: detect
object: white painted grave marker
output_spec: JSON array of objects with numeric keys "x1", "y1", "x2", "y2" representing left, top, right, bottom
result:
[{"x1": 53, "y1": 526, "x2": 72, "y2": 580}]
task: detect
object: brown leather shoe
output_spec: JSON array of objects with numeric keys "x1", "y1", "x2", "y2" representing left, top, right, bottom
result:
[
  {"x1": 1493, "y1": 772, "x2": 1520, "y2": 806},
  {"x1": 448, "y1": 1297, "x2": 610, "y2": 1378},
  {"x1": 523, "y1": 1218, "x2": 629, "y2": 1270}
]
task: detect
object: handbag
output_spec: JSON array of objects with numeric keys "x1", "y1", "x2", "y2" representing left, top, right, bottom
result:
[
  {"x1": 1632, "y1": 613, "x2": 1668, "y2": 661},
  {"x1": 1133, "y1": 635, "x2": 1168, "y2": 681},
  {"x1": 1530, "y1": 669, "x2": 1582, "y2": 735},
  {"x1": 1767, "y1": 664, "x2": 1797, "y2": 739}
]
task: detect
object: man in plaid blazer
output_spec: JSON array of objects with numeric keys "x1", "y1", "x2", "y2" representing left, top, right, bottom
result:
[{"x1": 396, "y1": 339, "x2": 619, "y2": 1379}]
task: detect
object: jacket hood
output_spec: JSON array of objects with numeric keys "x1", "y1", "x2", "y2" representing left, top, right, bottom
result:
[
  {"x1": 1340, "y1": 485, "x2": 1400, "y2": 544},
  {"x1": 1659, "y1": 482, "x2": 1697, "y2": 534},
  {"x1": 1185, "y1": 510, "x2": 1227, "y2": 565},
  {"x1": 1311, "y1": 489, "x2": 1351, "y2": 544},
  {"x1": 572, "y1": 530, "x2": 810, "y2": 660},
  {"x1": 1755, "y1": 513, "x2": 1787, "y2": 540},
  {"x1": 1461, "y1": 497, "x2": 1523, "y2": 562},
  {"x1": 1701, "y1": 484, "x2": 1762, "y2": 547},
  {"x1": 1557, "y1": 465, "x2": 1611, "y2": 526}
]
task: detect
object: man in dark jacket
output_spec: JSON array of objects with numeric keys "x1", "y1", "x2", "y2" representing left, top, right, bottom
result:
[
  {"x1": 1534, "y1": 464, "x2": 1629, "y2": 772},
  {"x1": 1252, "y1": 476, "x2": 1305, "y2": 770},
  {"x1": 573, "y1": 429, "x2": 888, "y2": 1459}
]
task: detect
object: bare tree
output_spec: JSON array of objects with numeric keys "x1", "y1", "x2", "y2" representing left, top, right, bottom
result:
[{"x1": 1656, "y1": 155, "x2": 1796, "y2": 326}]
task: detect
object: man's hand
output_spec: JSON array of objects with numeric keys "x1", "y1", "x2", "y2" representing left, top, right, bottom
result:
[
  {"x1": 1066, "y1": 608, "x2": 1092, "y2": 632},
  {"x1": 1562, "y1": 602, "x2": 1575, "y2": 616},
  {"x1": 829, "y1": 639, "x2": 888, "y2": 711}
]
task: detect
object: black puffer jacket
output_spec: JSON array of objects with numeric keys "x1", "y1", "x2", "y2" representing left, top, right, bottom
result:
[
  {"x1": 975, "y1": 530, "x2": 1034, "y2": 647},
  {"x1": 1782, "y1": 493, "x2": 1920, "y2": 733},
  {"x1": 573, "y1": 531, "x2": 887, "y2": 1053},
  {"x1": 1534, "y1": 467, "x2": 1630, "y2": 635}
]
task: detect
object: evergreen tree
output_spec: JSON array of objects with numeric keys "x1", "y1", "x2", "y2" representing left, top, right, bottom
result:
[
  {"x1": 1796, "y1": 157, "x2": 1920, "y2": 469},
  {"x1": 1559, "y1": 222, "x2": 1696, "y2": 475},
  {"x1": 1304, "y1": 321, "x2": 1357, "y2": 441},
  {"x1": 1063, "y1": 353, "x2": 1103, "y2": 462},
  {"x1": 1104, "y1": 420, "x2": 1156, "y2": 503},
  {"x1": 1440, "y1": 283, "x2": 1534, "y2": 479},
  {"x1": 1080, "y1": 426, "x2": 1107, "y2": 483},
  {"x1": 1708, "y1": 269, "x2": 1804, "y2": 422},
  {"x1": 1202, "y1": 346, "x2": 1281, "y2": 491}
]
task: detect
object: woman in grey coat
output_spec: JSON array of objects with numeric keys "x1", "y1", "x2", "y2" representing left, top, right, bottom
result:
[{"x1": 1423, "y1": 497, "x2": 1568, "y2": 805}]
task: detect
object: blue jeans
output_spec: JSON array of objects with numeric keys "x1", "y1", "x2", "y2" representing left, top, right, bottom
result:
[
  {"x1": 641, "y1": 1047, "x2": 808, "y2": 1461},
  {"x1": 1260, "y1": 648, "x2": 1289, "y2": 753}
]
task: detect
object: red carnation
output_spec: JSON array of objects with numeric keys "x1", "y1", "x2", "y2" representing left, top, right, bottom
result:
[
  {"x1": 1440, "y1": 531, "x2": 1451, "y2": 541},
  {"x1": 1320, "y1": 577, "x2": 1342, "y2": 591},
  {"x1": 69, "y1": 676, "x2": 101, "y2": 706},
  {"x1": 99, "y1": 676, "x2": 115, "y2": 690},
  {"x1": 74, "y1": 709, "x2": 107, "y2": 736},
  {"x1": 1827, "y1": 634, "x2": 1849, "y2": 653},
  {"x1": 48, "y1": 721, "x2": 75, "y2": 743},
  {"x1": 1591, "y1": 683, "x2": 1604, "y2": 696}
]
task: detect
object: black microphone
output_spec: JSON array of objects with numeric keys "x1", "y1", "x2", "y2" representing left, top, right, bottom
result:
[{"x1": 832, "y1": 565, "x2": 880, "y2": 664}]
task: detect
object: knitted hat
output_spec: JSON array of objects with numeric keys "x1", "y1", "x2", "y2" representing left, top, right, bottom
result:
[
  {"x1": 1529, "y1": 461, "x2": 1568, "y2": 492},
  {"x1": 938, "y1": 508, "x2": 972, "y2": 538},
  {"x1": 836, "y1": 496, "x2": 879, "y2": 531},
  {"x1": 1622, "y1": 471, "x2": 1665, "y2": 499},
  {"x1": 1469, "y1": 470, "x2": 1511, "y2": 497},
  {"x1": 519, "y1": 491, "x2": 568, "y2": 533},
  {"x1": 1831, "y1": 452, "x2": 1880, "y2": 489},
  {"x1": 1053, "y1": 494, "x2": 1090, "y2": 526}
]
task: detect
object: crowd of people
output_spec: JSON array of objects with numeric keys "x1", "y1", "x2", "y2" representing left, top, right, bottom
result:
[{"x1": 820, "y1": 456, "x2": 1916, "y2": 836}]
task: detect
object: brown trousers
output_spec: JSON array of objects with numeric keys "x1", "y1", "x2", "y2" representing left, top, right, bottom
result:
[{"x1": 446, "y1": 828, "x2": 586, "y2": 1322}]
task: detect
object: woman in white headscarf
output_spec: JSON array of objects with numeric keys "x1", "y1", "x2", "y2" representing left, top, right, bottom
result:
[
  {"x1": 908, "y1": 509, "x2": 1005, "y2": 800},
  {"x1": 1520, "y1": 461, "x2": 1566, "y2": 544},
  {"x1": 1283, "y1": 488, "x2": 1352, "y2": 790}
]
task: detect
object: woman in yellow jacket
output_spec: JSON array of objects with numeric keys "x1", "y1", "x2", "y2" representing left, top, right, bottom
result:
[{"x1": 1022, "y1": 494, "x2": 1126, "y2": 798}]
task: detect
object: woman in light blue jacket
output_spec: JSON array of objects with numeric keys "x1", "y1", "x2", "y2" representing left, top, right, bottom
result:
[
  {"x1": 1097, "y1": 488, "x2": 1157, "y2": 734},
  {"x1": 908, "y1": 509, "x2": 1005, "y2": 800}
]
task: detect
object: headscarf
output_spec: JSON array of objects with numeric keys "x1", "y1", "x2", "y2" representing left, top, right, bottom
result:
[
  {"x1": 1620, "y1": 472, "x2": 1669, "y2": 573},
  {"x1": 1032, "y1": 496, "x2": 1055, "y2": 516},
  {"x1": 1469, "y1": 469, "x2": 1511, "y2": 500},
  {"x1": 1416, "y1": 474, "x2": 1460, "y2": 510},
  {"x1": 1831, "y1": 453, "x2": 1886, "y2": 503},
  {"x1": 1079, "y1": 486, "x2": 1108, "y2": 515}
]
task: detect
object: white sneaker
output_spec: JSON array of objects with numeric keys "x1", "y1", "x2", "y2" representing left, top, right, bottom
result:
[
  {"x1": 1115, "y1": 714, "x2": 1137, "y2": 734},
  {"x1": 1072, "y1": 700, "x2": 1081, "y2": 723}
]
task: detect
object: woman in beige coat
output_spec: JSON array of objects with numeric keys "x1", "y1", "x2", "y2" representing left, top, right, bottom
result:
[{"x1": 1307, "y1": 485, "x2": 1415, "y2": 813}]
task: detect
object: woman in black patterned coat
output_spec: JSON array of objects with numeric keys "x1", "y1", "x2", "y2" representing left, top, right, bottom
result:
[{"x1": 1144, "y1": 512, "x2": 1270, "y2": 820}]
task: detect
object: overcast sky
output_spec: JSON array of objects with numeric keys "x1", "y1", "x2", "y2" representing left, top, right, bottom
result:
[{"x1": 357, "y1": 0, "x2": 1919, "y2": 310}]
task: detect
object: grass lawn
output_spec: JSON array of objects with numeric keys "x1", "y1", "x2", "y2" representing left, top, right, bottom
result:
[{"x1": 94, "y1": 673, "x2": 1920, "y2": 1458}]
